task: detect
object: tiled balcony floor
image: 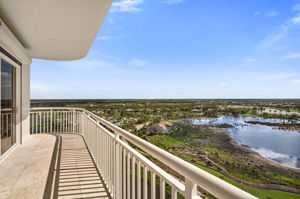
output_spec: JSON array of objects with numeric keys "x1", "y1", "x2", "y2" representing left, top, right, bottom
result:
[
  {"x1": 0, "y1": 134, "x2": 56, "y2": 199},
  {"x1": 0, "y1": 133, "x2": 111, "y2": 199},
  {"x1": 56, "y1": 134, "x2": 110, "y2": 199}
]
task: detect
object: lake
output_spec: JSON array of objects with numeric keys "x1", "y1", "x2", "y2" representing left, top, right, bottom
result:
[{"x1": 191, "y1": 116, "x2": 300, "y2": 168}]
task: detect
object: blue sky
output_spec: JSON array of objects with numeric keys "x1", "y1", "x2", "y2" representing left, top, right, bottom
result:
[{"x1": 31, "y1": 0, "x2": 300, "y2": 99}]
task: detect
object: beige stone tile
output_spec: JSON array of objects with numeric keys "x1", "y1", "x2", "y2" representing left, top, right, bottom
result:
[
  {"x1": 0, "y1": 134, "x2": 55, "y2": 198},
  {"x1": 7, "y1": 179, "x2": 45, "y2": 199}
]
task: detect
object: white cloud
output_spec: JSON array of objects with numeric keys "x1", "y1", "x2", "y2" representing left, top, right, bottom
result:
[
  {"x1": 98, "y1": 35, "x2": 123, "y2": 40},
  {"x1": 254, "y1": 11, "x2": 261, "y2": 16},
  {"x1": 108, "y1": 18, "x2": 116, "y2": 24},
  {"x1": 291, "y1": 79, "x2": 300, "y2": 83},
  {"x1": 244, "y1": 58, "x2": 257, "y2": 63},
  {"x1": 254, "y1": 10, "x2": 278, "y2": 17},
  {"x1": 164, "y1": 0, "x2": 184, "y2": 4},
  {"x1": 266, "y1": 10, "x2": 278, "y2": 17},
  {"x1": 258, "y1": 6, "x2": 300, "y2": 48},
  {"x1": 56, "y1": 54, "x2": 122, "y2": 71},
  {"x1": 217, "y1": 82, "x2": 228, "y2": 87},
  {"x1": 251, "y1": 72, "x2": 298, "y2": 80},
  {"x1": 283, "y1": 53, "x2": 300, "y2": 59},
  {"x1": 111, "y1": 0, "x2": 143, "y2": 13},
  {"x1": 293, "y1": 4, "x2": 300, "y2": 11},
  {"x1": 130, "y1": 58, "x2": 149, "y2": 66},
  {"x1": 291, "y1": 16, "x2": 300, "y2": 23},
  {"x1": 59, "y1": 60, "x2": 116, "y2": 70}
]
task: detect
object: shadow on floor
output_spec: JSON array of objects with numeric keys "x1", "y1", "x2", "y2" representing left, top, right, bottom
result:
[{"x1": 45, "y1": 133, "x2": 111, "y2": 199}]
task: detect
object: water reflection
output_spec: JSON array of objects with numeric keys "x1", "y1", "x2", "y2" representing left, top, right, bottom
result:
[{"x1": 192, "y1": 116, "x2": 300, "y2": 168}]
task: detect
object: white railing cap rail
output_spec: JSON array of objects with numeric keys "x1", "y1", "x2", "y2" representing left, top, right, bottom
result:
[
  {"x1": 30, "y1": 107, "x2": 257, "y2": 199},
  {"x1": 31, "y1": 107, "x2": 84, "y2": 111}
]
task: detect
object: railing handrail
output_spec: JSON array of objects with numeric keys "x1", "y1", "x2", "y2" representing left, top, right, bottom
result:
[
  {"x1": 30, "y1": 107, "x2": 84, "y2": 111},
  {"x1": 30, "y1": 107, "x2": 257, "y2": 199}
]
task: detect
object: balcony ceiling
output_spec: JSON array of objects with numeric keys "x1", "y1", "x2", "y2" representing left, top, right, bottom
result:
[{"x1": 0, "y1": 0, "x2": 112, "y2": 60}]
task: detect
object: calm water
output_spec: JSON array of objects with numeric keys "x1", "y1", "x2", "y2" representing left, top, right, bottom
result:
[{"x1": 191, "y1": 116, "x2": 300, "y2": 168}]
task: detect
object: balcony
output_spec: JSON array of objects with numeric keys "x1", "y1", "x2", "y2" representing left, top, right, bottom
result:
[{"x1": 1, "y1": 107, "x2": 257, "y2": 199}]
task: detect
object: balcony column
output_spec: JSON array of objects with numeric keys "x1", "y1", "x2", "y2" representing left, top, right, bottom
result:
[{"x1": 21, "y1": 63, "x2": 31, "y2": 141}]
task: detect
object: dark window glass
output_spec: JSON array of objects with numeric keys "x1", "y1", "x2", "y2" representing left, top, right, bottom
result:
[{"x1": 1, "y1": 59, "x2": 15, "y2": 155}]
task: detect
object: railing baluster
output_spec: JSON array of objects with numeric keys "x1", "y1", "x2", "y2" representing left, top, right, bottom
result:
[
  {"x1": 39, "y1": 112, "x2": 41, "y2": 133},
  {"x1": 151, "y1": 172, "x2": 156, "y2": 199},
  {"x1": 172, "y1": 187, "x2": 177, "y2": 199},
  {"x1": 56, "y1": 111, "x2": 58, "y2": 133},
  {"x1": 66, "y1": 111, "x2": 68, "y2": 132},
  {"x1": 143, "y1": 166, "x2": 148, "y2": 199},
  {"x1": 123, "y1": 148, "x2": 126, "y2": 199},
  {"x1": 132, "y1": 156, "x2": 136, "y2": 199},
  {"x1": 160, "y1": 177, "x2": 165, "y2": 199},
  {"x1": 50, "y1": 109, "x2": 53, "y2": 133},
  {"x1": 137, "y1": 160, "x2": 141, "y2": 199},
  {"x1": 119, "y1": 145, "x2": 123, "y2": 199},
  {"x1": 111, "y1": 136, "x2": 114, "y2": 193},
  {"x1": 106, "y1": 133, "x2": 109, "y2": 189},
  {"x1": 60, "y1": 112, "x2": 62, "y2": 132},
  {"x1": 61, "y1": 111, "x2": 63, "y2": 132},
  {"x1": 43, "y1": 112, "x2": 45, "y2": 133},
  {"x1": 101, "y1": 126, "x2": 104, "y2": 175},
  {"x1": 54, "y1": 111, "x2": 57, "y2": 132},
  {"x1": 127, "y1": 151, "x2": 131, "y2": 199},
  {"x1": 72, "y1": 110, "x2": 75, "y2": 133},
  {"x1": 57, "y1": 112, "x2": 59, "y2": 132},
  {"x1": 109, "y1": 136, "x2": 112, "y2": 191},
  {"x1": 35, "y1": 112, "x2": 37, "y2": 134},
  {"x1": 46, "y1": 112, "x2": 48, "y2": 133},
  {"x1": 63, "y1": 111, "x2": 66, "y2": 132},
  {"x1": 62, "y1": 111, "x2": 66, "y2": 133},
  {"x1": 68, "y1": 111, "x2": 71, "y2": 132},
  {"x1": 29, "y1": 113, "x2": 32, "y2": 134},
  {"x1": 44, "y1": 112, "x2": 46, "y2": 133},
  {"x1": 110, "y1": 136, "x2": 114, "y2": 196}
]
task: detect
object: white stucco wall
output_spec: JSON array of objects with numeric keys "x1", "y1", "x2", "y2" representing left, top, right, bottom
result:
[{"x1": 0, "y1": 18, "x2": 32, "y2": 149}]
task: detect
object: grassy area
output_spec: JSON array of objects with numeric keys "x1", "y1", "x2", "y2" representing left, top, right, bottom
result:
[
  {"x1": 148, "y1": 134, "x2": 300, "y2": 199},
  {"x1": 197, "y1": 165, "x2": 300, "y2": 199}
]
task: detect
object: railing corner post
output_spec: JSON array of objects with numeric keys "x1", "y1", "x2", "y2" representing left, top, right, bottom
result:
[{"x1": 185, "y1": 178, "x2": 200, "y2": 199}]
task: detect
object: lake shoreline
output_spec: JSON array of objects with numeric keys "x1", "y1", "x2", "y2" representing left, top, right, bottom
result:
[
  {"x1": 192, "y1": 123, "x2": 300, "y2": 193},
  {"x1": 245, "y1": 121, "x2": 300, "y2": 131}
]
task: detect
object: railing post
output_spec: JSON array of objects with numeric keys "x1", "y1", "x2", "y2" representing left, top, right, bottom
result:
[
  {"x1": 50, "y1": 109, "x2": 53, "y2": 133},
  {"x1": 114, "y1": 133, "x2": 120, "y2": 199},
  {"x1": 185, "y1": 179, "x2": 201, "y2": 199},
  {"x1": 72, "y1": 109, "x2": 75, "y2": 133}
]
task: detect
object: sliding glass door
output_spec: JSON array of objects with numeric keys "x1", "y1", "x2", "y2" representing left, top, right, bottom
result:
[{"x1": 1, "y1": 59, "x2": 16, "y2": 155}]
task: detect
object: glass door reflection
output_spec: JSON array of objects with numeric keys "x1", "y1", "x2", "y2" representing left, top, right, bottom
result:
[{"x1": 1, "y1": 59, "x2": 16, "y2": 155}]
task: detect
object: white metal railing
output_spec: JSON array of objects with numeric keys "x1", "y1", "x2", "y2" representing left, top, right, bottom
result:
[
  {"x1": 1, "y1": 109, "x2": 13, "y2": 139},
  {"x1": 30, "y1": 107, "x2": 257, "y2": 199},
  {"x1": 30, "y1": 108, "x2": 81, "y2": 134}
]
